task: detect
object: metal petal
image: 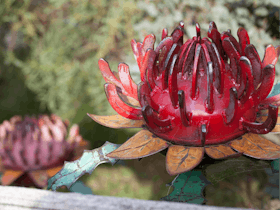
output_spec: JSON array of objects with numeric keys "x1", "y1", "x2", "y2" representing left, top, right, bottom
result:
[
  {"x1": 237, "y1": 27, "x2": 250, "y2": 56},
  {"x1": 262, "y1": 45, "x2": 280, "y2": 68},
  {"x1": 104, "y1": 83, "x2": 143, "y2": 120},
  {"x1": 241, "y1": 105, "x2": 278, "y2": 134},
  {"x1": 166, "y1": 145, "x2": 204, "y2": 176},
  {"x1": 139, "y1": 48, "x2": 158, "y2": 82},
  {"x1": 98, "y1": 59, "x2": 123, "y2": 89},
  {"x1": 251, "y1": 64, "x2": 275, "y2": 105},
  {"x1": 1, "y1": 170, "x2": 24, "y2": 185},
  {"x1": 221, "y1": 31, "x2": 242, "y2": 54},
  {"x1": 207, "y1": 23, "x2": 227, "y2": 61},
  {"x1": 154, "y1": 37, "x2": 174, "y2": 75},
  {"x1": 162, "y1": 28, "x2": 168, "y2": 40},
  {"x1": 106, "y1": 129, "x2": 170, "y2": 159},
  {"x1": 229, "y1": 133, "x2": 280, "y2": 159},
  {"x1": 118, "y1": 63, "x2": 138, "y2": 99},
  {"x1": 170, "y1": 21, "x2": 184, "y2": 45},
  {"x1": 256, "y1": 108, "x2": 280, "y2": 133},
  {"x1": 87, "y1": 114, "x2": 145, "y2": 129},
  {"x1": 244, "y1": 45, "x2": 262, "y2": 89},
  {"x1": 131, "y1": 39, "x2": 141, "y2": 68},
  {"x1": 205, "y1": 144, "x2": 241, "y2": 159},
  {"x1": 142, "y1": 34, "x2": 156, "y2": 54}
]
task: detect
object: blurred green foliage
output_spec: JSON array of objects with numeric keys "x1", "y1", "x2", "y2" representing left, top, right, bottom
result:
[
  {"x1": 2, "y1": 0, "x2": 141, "y2": 120},
  {"x1": 0, "y1": 0, "x2": 142, "y2": 146}
]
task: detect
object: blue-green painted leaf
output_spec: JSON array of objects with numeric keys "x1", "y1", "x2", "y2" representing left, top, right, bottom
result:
[
  {"x1": 47, "y1": 141, "x2": 121, "y2": 191},
  {"x1": 69, "y1": 180, "x2": 93, "y2": 194},
  {"x1": 268, "y1": 82, "x2": 280, "y2": 98},
  {"x1": 161, "y1": 170, "x2": 210, "y2": 204},
  {"x1": 271, "y1": 159, "x2": 279, "y2": 173}
]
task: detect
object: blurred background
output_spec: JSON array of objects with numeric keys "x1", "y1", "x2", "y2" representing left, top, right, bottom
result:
[{"x1": 0, "y1": 0, "x2": 279, "y2": 209}]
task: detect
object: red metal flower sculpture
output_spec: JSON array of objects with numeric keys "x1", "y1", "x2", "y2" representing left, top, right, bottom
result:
[
  {"x1": 88, "y1": 21, "x2": 280, "y2": 176},
  {"x1": 0, "y1": 114, "x2": 88, "y2": 188}
]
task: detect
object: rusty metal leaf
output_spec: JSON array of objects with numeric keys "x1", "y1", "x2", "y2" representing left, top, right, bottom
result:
[
  {"x1": 229, "y1": 133, "x2": 280, "y2": 159},
  {"x1": 106, "y1": 129, "x2": 170, "y2": 159},
  {"x1": 166, "y1": 145, "x2": 204, "y2": 176},
  {"x1": 205, "y1": 144, "x2": 241, "y2": 159},
  {"x1": 87, "y1": 114, "x2": 145, "y2": 129},
  {"x1": 1, "y1": 170, "x2": 24, "y2": 185},
  {"x1": 256, "y1": 109, "x2": 280, "y2": 133}
]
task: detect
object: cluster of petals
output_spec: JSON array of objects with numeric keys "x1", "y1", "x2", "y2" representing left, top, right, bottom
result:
[
  {"x1": 89, "y1": 21, "x2": 280, "y2": 175},
  {"x1": 0, "y1": 114, "x2": 88, "y2": 188}
]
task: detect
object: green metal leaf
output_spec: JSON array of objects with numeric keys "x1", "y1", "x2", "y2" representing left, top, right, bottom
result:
[
  {"x1": 69, "y1": 180, "x2": 93, "y2": 195},
  {"x1": 47, "y1": 141, "x2": 121, "y2": 191},
  {"x1": 161, "y1": 170, "x2": 210, "y2": 204},
  {"x1": 271, "y1": 159, "x2": 279, "y2": 173}
]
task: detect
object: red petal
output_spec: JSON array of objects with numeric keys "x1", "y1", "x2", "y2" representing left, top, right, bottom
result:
[
  {"x1": 262, "y1": 45, "x2": 280, "y2": 68},
  {"x1": 142, "y1": 34, "x2": 156, "y2": 54},
  {"x1": 252, "y1": 64, "x2": 275, "y2": 105},
  {"x1": 244, "y1": 45, "x2": 262, "y2": 89},
  {"x1": 155, "y1": 37, "x2": 174, "y2": 75},
  {"x1": 241, "y1": 105, "x2": 278, "y2": 134},
  {"x1": 221, "y1": 31, "x2": 241, "y2": 55},
  {"x1": 208, "y1": 25, "x2": 227, "y2": 61},
  {"x1": 239, "y1": 57, "x2": 254, "y2": 104},
  {"x1": 237, "y1": 27, "x2": 250, "y2": 56},
  {"x1": 191, "y1": 44, "x2": 201, "y2": 99},
  {"x1": 118, "y1": 63, "x2": 138, "y2": 99},
  {"x1": 146, "y1": 50, "x2": 157, "y2": 90},
  {"x1": 131, "y1": 39, "x2": 141, "y2": 68},
  {"x1": 222, "y1": 37, "x2": 241, "y2": 87},
  {"x1": 139, "y1": 49, "x2": 155, "y2": 82},
  {"x1": 171, "y1": 22, "x2": 184, "y2": 44},
  {"x1": 168, "y1": 54, "x2": 179, "y2": 107},
  {"x1": 162, "y1": 28, "x2": 168, "y2": 40},
  {"x1": 177, "y1": 39, "x2": 192, "y2": 71},
  {"x1": 105, "y1": 84, "x2": 142, "y2": 120},
  {"x1": 98, "y1": 58, "x2": 123, "y2": 88},
  {"x1": 256, "y1": 108, "x2": 280, "y2": 133}
]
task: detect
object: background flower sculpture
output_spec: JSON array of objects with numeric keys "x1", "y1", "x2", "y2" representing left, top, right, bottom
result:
[
  {"x1": 0, "y1": 114, "x2": 88, "y2": 188},
  {"x1": 88, "y1": 21, "x2": 280, "y2": 176}
]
